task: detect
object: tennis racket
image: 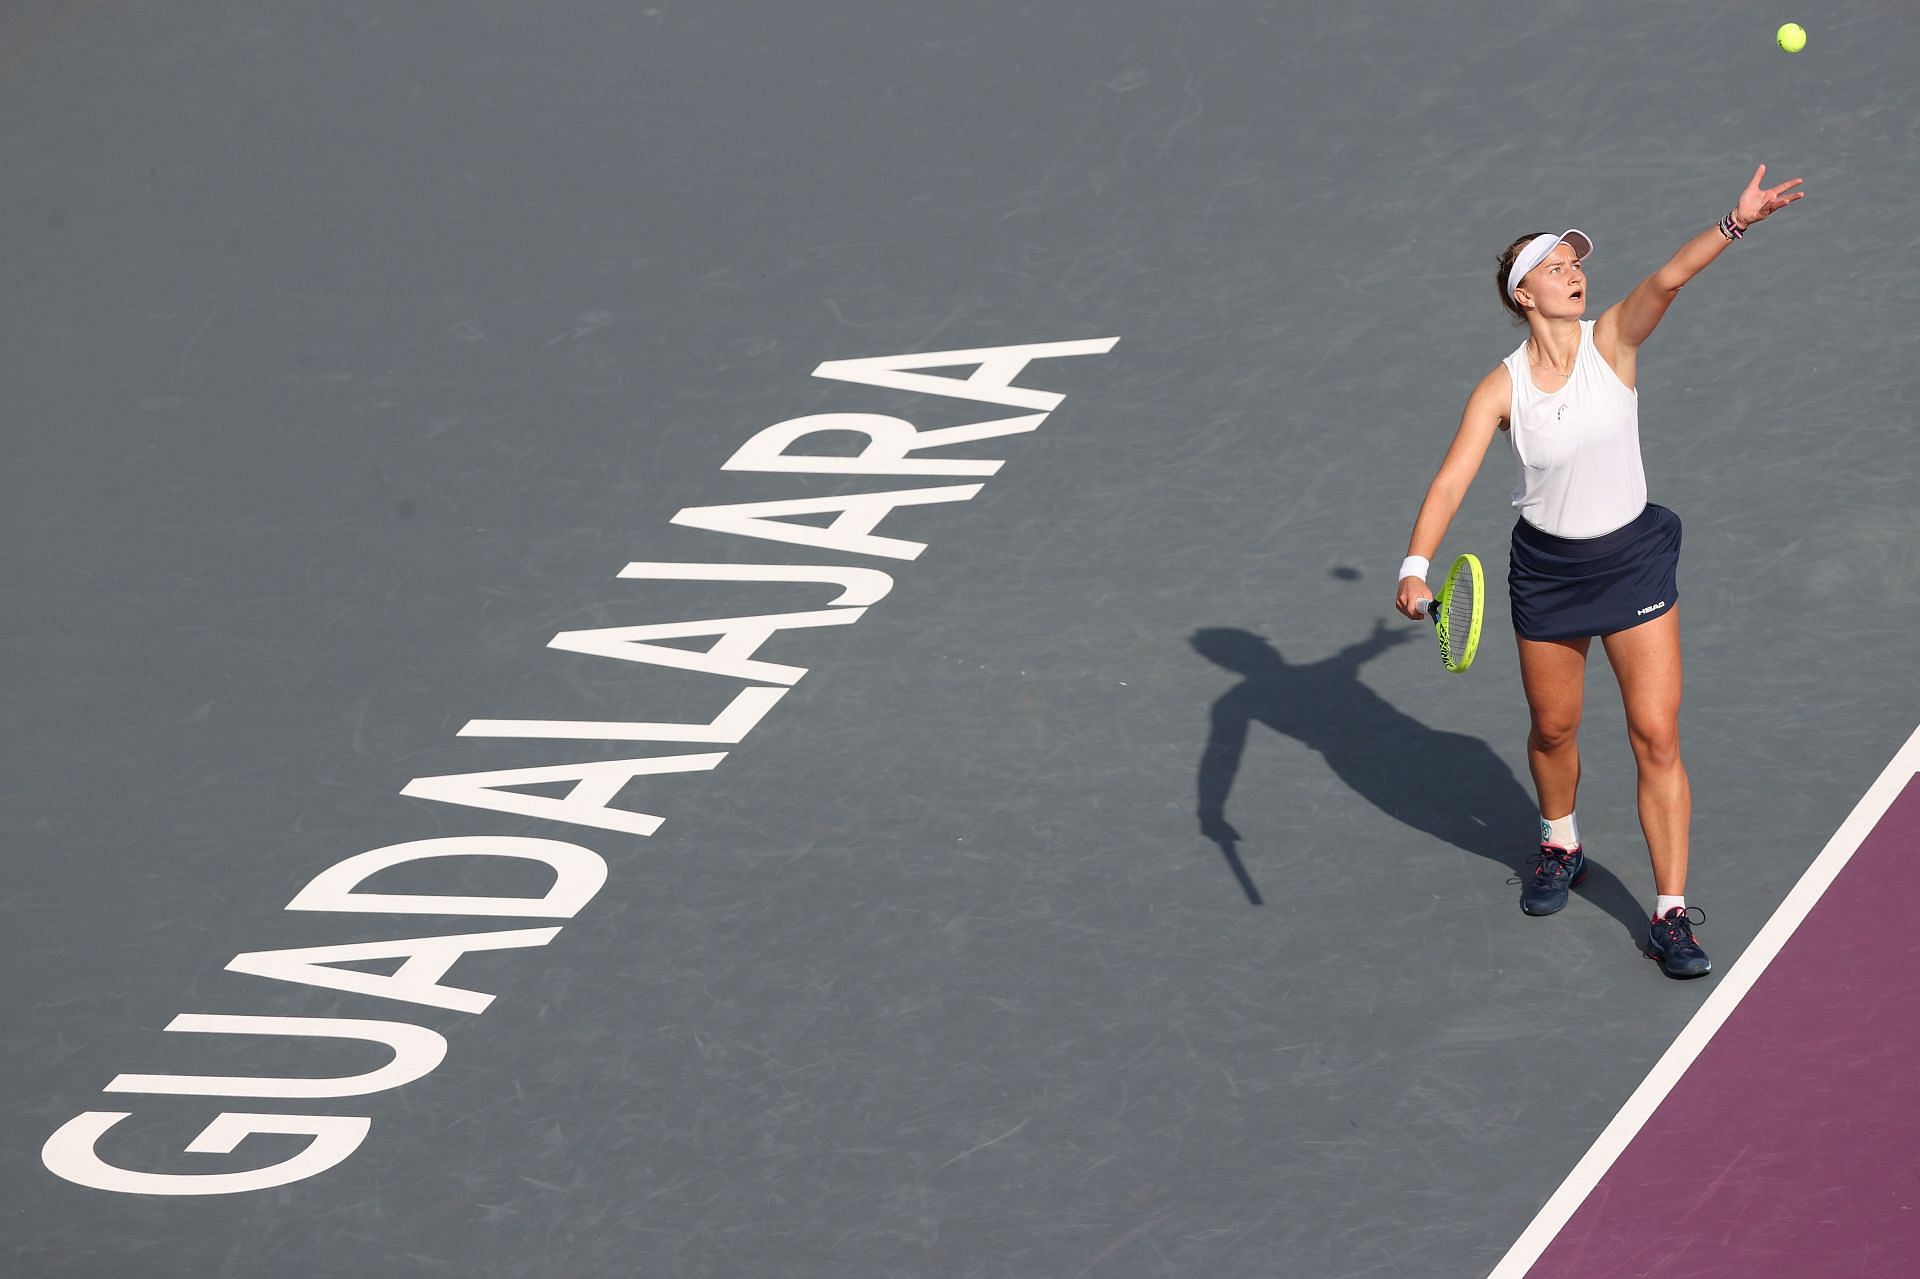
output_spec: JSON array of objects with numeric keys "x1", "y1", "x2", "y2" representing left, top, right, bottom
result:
[{"x1": 1413, "y1": 553, "x2": 1484, "y2": 673}]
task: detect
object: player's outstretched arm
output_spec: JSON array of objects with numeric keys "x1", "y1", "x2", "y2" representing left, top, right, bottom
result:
[{"x1": 1602, "y1": 165, "x2": 1806, "y2": 354}]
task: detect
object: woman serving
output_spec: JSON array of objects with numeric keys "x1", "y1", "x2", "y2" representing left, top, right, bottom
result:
[{"x1": 1395, "y1": 166, "x2": 1804, "y2": 978}]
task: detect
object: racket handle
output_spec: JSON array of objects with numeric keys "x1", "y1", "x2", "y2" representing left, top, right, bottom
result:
[{"x1": 1413, "y1": 598, "x2": 1437, "y2": 621}]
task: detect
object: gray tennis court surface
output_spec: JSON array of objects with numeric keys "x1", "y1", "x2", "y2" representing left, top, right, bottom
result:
[{"x1": 6, "y1": 3, "x2": 1918, "y2": 1276}]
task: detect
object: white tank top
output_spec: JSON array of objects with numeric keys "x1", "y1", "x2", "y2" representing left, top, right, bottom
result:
[{"x1": 1502, "y1": 320, "x2": 1646, "y2": 538}]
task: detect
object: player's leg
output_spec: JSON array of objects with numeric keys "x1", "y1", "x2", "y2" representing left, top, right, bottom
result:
[
  {"x1": 1517, "y1": 632, "x2": 1591, "y2": 818},
  {"x1": 1601, "y1": 606, "x2": 1709, "y2": 976},
  {"x1": 1599, "y1": 607, "x2": 1689, "y2": 895},
  {"x1": 1516, "y1": 631, "x2": 1592, "y2": 914}
]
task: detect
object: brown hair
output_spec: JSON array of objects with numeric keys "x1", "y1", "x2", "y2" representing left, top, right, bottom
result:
[{"x1": 1496, "y1": 232, "x2": 1550, "y2": 326}]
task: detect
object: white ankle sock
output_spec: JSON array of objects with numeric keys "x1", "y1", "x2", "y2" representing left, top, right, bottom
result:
[
  {"x1": 1655, "y1": 895, "x2": 1687, "y2": 919},
  {"x1": 1540, "y1": 811, "x2": 1580, "y2": 849}
]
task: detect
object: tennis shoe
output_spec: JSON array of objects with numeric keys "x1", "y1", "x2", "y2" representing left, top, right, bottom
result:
[
  {"x1": 1520, "y1": 843, "x2": 1587, "y2": 916},
  {"x1": 1646, "y1": 906, "x2": 1712, "y2": 979}
]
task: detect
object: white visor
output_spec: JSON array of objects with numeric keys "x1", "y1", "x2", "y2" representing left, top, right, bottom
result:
[{"x1": 1506, "y1": 229, "x2": 1594, "y2": 302}]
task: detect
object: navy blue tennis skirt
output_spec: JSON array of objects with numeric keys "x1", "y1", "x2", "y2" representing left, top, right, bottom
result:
[{"x1": 1508, "y1": 504, "x2": 1681, "y2": 641}]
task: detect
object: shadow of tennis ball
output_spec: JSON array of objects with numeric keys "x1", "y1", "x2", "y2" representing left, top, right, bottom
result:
[{"x1": 1330, "y1": 566, "x2": 1361, "y2": 581}]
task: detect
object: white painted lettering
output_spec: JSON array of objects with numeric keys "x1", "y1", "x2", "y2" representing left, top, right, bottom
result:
[
  {"x1": 284, "y1": 835, "x2": 607, "y2": 918},
  {"x1": 723, "y1": 411, "x2": 1047, "y2": 477},
  {"x1": 671, "y1": 485, "x2": 982, "y2": 560},
  {"x1": 225, "y1": 927, "x2": 561, "y2": 1013},
  {"x1": 547, "y1": 610, "x2": 861, "y2": 684},
  {"x1": 104, "y1": 1015, "x2": 447, "y2": 1099},
  {"x1": 461, "y1": 685, "x2": 787, "y2": 745},
  {"x1": 400, "y1": 752, "x2": 726, "y2": 836},
  {"x1": 811, "y1": 336, "x2": 1120, "y2": 411},
  {"x1": 42, "y1": 1111, "x2": 371, "y2": 1196},
  {"x1": 46, "y1": 332, "x2": 1122, "y2": 1197},
  {"x1": 615, "y1": 561, "x2": 894, "y2": 607}
]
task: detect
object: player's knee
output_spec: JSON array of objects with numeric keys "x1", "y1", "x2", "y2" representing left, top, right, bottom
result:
[
  {"x1": 1529, "y1": 715, "x2": 1580, "y2": 754},
  {"x1": 1629, "y1": 725, "x2": 1681, "y2": 770}
]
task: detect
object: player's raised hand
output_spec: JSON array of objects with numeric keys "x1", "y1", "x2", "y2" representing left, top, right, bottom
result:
[{"x1": 1735, "y1": 164, "x2": 1805, "y2": 228}]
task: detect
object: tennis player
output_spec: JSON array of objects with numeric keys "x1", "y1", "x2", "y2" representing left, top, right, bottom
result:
[{"x1": 1394, "y1": 166, "x2": 1804, "y2": 978}]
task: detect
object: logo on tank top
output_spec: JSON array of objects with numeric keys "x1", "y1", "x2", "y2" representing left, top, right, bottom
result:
[
  {"x1": 1556, "y1": 404, "x2": 1569, "y2": 421},
  {"x1": 1637, "y1": 600, "x2": 1668, "y2": 616}
]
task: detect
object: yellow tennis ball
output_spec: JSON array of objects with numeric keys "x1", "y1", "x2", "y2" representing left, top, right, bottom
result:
[{"x1": 1776, "y1": 22, "x2": 1806, "y2": 53}]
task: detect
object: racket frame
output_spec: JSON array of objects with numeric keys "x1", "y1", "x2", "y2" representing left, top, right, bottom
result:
[{"x1": 1413, "y1": 553, "x2": 1485, "y2": 673}]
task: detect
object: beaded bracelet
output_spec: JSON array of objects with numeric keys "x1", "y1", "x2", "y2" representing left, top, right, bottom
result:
[{"x1": 1717, "y1": 210, "x2": 1747, "y2": 241}]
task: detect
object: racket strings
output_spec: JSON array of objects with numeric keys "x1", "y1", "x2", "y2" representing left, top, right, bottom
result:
[{"x1": 1447, "y1": 578, "x2": 1478, "y2": 649}]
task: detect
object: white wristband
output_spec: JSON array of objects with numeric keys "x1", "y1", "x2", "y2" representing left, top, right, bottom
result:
[{"x1": 1398, "y1": 555, "x2": 1430, "y2": 583}]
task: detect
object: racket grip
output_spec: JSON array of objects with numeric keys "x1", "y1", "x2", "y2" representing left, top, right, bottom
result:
[{"x1": 1412, "y1": 597, "x2": 1436, "y2": 621}]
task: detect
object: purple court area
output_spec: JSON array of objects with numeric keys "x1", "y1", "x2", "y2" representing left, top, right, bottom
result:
[{"x1": 1527, "y1": 774, "x2": 1920, "y2": 1278}]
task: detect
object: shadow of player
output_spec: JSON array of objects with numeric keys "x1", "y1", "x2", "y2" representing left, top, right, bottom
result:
[{"x1": 1191, "y1": 623, "x2": 1646, "y2": 939}]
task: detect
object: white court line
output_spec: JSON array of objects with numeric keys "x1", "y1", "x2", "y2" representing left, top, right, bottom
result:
[{"x1": 1486, "y1": 721, "x2": 1920, "y2": 1279}]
